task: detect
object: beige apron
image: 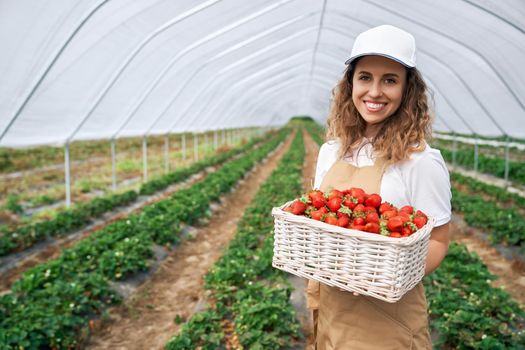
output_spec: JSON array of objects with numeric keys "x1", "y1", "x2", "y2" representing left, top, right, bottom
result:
[{"x1": 306, "y1": 158, "x2": 432, "y2": 350}]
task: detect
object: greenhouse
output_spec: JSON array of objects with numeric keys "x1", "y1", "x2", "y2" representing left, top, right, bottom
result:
[{"x1": 0, "y1": 0, "x2": 524, "y2": 349}]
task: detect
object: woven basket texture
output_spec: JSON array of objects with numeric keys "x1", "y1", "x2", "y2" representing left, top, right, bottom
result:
[{"x1": 272, "y1": 200, "x2": 434, "y2": 302}]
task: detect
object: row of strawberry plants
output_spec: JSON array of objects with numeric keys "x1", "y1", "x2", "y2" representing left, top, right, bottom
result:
[
  {"x1": 302, "y1": 119, "x2": 324, "y2": 145},
  {"x1": 436, "y1": 146, "x2": 525, "y2": 186},
  {"x1": 0, "y1": 133, "x2": 269, "y2": 257},
  {"x1": 0, "y1": 129, "x2": 288, "y2": 349},
  {"x1": 451, "y1": 171, "x2": 525, "y2": 210},
  {"x1": 451, "y1": 186, "x2": 525, "y2": 254},
  {"x1": 424, "y1": 242, "x2": 525, "y2": 348},
  {"x1": 165, "y1": 130, "x2": 305, "y2": 349}
]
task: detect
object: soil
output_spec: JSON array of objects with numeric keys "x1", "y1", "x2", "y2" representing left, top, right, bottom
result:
[{"x1": 85, "y1": 132, "x2": 295, "y2": 350}]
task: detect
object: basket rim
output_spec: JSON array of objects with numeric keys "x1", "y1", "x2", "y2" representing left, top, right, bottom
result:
[{"x1": 271, "y1": 200, "x2": 435, "y2": 245}]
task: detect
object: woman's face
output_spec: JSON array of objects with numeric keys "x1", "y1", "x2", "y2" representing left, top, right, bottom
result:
[{"x1": 351, "y1": 55, "x2": 407, "y2": 136}]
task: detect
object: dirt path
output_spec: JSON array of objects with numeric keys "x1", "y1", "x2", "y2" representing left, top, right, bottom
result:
[
  {"x1": 449, "y1": 214, "x2": 525, "y2": 307},
  {"x1": 85, "y1": 132, "x2": 295, "y2": 350}
]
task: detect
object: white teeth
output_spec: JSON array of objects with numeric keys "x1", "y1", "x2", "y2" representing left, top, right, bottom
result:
[{"x1": 366, "y1": 102, "x2": 385, "y2": 108}]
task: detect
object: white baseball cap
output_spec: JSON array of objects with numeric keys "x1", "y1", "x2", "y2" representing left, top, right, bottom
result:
[{"x1": 345, "y1": 25, "x2": 417, "y2": 68}]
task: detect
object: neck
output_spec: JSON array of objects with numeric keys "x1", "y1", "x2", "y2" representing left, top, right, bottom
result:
[{"x1": 365, "y1": 123, "x2": 381, "y2": 138}]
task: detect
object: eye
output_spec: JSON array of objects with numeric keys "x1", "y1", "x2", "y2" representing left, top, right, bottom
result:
[
  {"x1": 358, "y1": 75, "x2": 370, "y2": 81},
  {"x1": 385, "y1": 78, "x2": 397, "y2": 84}
]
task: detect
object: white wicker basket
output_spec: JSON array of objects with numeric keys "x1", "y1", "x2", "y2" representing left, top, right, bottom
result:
[{"x1": 272, "y1": 200, "x2": 434, "y2": 303}]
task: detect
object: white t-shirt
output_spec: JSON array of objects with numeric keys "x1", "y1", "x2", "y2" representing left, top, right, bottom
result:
[{"x1": 314, "y1": 138, "x2": 452, "y2": 227}]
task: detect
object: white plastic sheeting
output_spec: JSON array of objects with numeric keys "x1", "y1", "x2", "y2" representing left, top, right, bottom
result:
[{"x1": 0, "y1": 0, "x2": 524, "y2": 148}]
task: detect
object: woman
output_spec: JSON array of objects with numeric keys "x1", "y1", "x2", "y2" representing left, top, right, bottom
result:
[{"x1": 306, "y1": 25, "x2": 452, "y2": 349}]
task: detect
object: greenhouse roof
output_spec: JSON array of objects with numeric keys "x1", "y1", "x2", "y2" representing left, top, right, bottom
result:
[{"x1": 1, "y1": 0, "x2": 524, "y2": 147}]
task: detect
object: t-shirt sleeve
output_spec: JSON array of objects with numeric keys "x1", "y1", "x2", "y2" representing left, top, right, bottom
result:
[
  {"x1": 405, "y1": 150, "x2": 452, "y2": 227},
  {"x1": 313, "y1": 142, "x2": 338, "y2": 189}
]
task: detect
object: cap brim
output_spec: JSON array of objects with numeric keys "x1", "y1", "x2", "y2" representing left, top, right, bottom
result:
[{"x1": 345, "y1": 53, "x2": 415, "y2": 68}]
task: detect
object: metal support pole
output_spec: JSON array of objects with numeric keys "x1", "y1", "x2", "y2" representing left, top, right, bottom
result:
[
  {"x1": 452, "y1": 133, "x2": 457, "y2": 167},
  {"x1": 111, "y1": 140, "x2": 117, "y2": 191},
  {"x1": 194, "y1": 133, "x2": 199, "y2": 162},
  {"x1": 204, "y1": 132, "x2": 208, "y2": 157},
  {"x1": 143, "y1": 136, "x2": 148, "y2": 182},
  {"x1": 182, "y1": 133, "x2": 187, "y2": 161},
  {"x1": 164, "y1": 134, "x2": 169, "y2": 174},
  {"x1": 64, "y1": 142, "x2": 71, "y2": 208},
  {"x1": 214, "y1": 130, "x2": 218, "y2": 150},
  {"x1": 474, "y1": 136, "x2": 479, "y2": 172},
  {"x1": 504, "y1": 136, "x2": 510, "y2": 185}
]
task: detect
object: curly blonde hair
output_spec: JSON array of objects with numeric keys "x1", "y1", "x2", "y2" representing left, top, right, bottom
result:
[{"x1": 325, "y1": 57, "x2": 433, "y2": 165}]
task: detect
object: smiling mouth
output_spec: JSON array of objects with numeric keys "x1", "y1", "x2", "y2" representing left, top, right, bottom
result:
[{"x1": 364, "y1": 101, "x2": 387, "y2": 112}]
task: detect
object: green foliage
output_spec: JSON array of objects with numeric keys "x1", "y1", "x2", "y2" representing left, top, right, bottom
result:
[
  {"x1": 165, "y1": 308, "x2": 226, "y2": 350},
  {"x1": 0, "y1": 129, "x2": 287, "y2": 349},
  {"x1": 5, "y1": 195, "x2": 23, "y2": 214},
  {"x1": 425, "y1": 243, "x2": 525, "y2": 349},
  {"x1": 451, "y1": 187, "x2": 525, "y2": 253}
]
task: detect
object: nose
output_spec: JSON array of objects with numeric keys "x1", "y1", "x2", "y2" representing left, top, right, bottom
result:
[{"x1": 369, "y1": 81, "x2": 383, "y2": 98}]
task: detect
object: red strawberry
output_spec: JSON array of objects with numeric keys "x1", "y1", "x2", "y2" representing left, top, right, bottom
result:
[
  {"x1": 337, "y1": 215, "x2": 350, "y2": 228},
  {"x1": 379, "y1": 202, "x2": 394, "y2": 214},
  {"x1": 413, "y1": 216, "x2": 427, "y2": 229},
  {"x1": 387, "y1": 216, "x2": 404, "y2": 232},
  {"x1": 365, "y1": 194, "x2": 382, "y2": 208},
  {"x1": 328, "y1": 189, "x2": 344, "y2": 200},
  {"x1": 382, "y1": 209, "x2": 398, "y2": 220},
  {"x1": 353, "y1": 216, "x2": 366, "y2": 226},
  {"x1": 342, "y1": 195, "x2": 358, "y2": 210},
  {"x1": 365, "y1": 222, "x2": 380, "y2": 233},
  {"x1": 390, "y1": 232, "x2": 402, "y2": 238},
  {"x1": 398, "y1": 211, "x2": 411, "y2": 221},
  {"x1": 311, "y1": 209, "x2": 325, "y2": 221},
  {"x1": 353, "y1": 204, "x2": 366, "y2": 214},
  {"x1": 309, "y1": 190, "x2": 326, "y2": 208},
  {"x1": 415, "y1": 210, "x2": 428, "y2": 220},
  {"x1": 324, "y1": 213, "x2": 338, "y2": 226},
  {"x1": 399, "y1": 205, "x2": 414, "y2": 215},
  {"x1": 291, "y1": 200, "x2": 307, "y2": 215},
  {"x1": 349, "y1": 188, "x2": 366, "y2": 201},
  {"x1": 327, "y1": 197, "x2": 342, "y2": 213},
  {"x1": 363, "y1": 206, "x2": 376, "y2": 213},
  {"x1": 350, "y1": 224, "x2": 367, "y2": 231},
  {"x1": 401, "y1": 226, "x2": 412, "y2": 236},
  {"x1": 365, "y1": 211, "x2": 379, "y2": 223}
]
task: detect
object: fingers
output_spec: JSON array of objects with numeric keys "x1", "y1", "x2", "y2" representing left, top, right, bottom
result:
[{"x1": 338, "y1": 288, "x2": 360, "y2": 296}]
